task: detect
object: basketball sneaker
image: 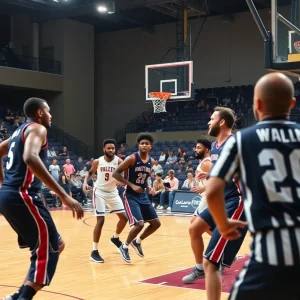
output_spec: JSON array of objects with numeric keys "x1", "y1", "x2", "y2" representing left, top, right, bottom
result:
[
  {"x1": 182, "y1": 267, "x2": 205, "y2": 284},
  {"x1": 90, "y1": 250, "x2": 104, "y2": 263},
  {"x1": 110, "y1": 236, "x2": 122, "y2": 249},
  {"x1": 3, "y1": 285, "x2": 24, "y2": 300},
  {"x1": 3, "y1": 292, "x2": 20, "y2": 300},
  {"x1": 131, "y1": 239, "x2": 144, "y2": 257},
  {"x1": 119, "y1": 244, "x2": 131, "y2": 263}
]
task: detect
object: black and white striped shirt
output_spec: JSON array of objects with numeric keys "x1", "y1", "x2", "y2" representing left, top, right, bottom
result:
[{"x1": 210, "y1": 118, "x2": 300, "y2": 266}]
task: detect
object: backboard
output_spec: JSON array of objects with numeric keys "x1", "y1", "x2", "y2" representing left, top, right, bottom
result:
[
  {"x1": 145, "y1": 61, "x2": 194, "y2": 101},
  {"x1": 270, "y1": 0, "x2": 300, "y2": 77}
]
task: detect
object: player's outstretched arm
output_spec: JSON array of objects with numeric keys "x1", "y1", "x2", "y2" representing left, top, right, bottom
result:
[
  {"x1": 113, "y1": 155, "x2": 143, "y2": 193},
  {"x1": 23, "y1": 124, "x2": 84, "y2": 219},
  {"x1": 0, "y1": 139, "x2": 9, "y2": 186},
  {"x1": 83, "y1": 159, "x2": 98, "y2": 192}
]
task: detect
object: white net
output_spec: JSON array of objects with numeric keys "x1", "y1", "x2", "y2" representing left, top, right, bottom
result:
[
  {"x1": 151, "y1": 98, "x2": 167, "y2": 113},
  {"x1": 149, "y1": 92, "x2": 170, "y2": 113},
  {"x1": 295, "y1": 41, "x2": 300, "y2": 52}
]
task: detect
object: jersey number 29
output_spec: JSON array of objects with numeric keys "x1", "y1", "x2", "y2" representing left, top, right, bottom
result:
[{"x1": 258, "y1": 149, "x2": 300, "y2": 203}]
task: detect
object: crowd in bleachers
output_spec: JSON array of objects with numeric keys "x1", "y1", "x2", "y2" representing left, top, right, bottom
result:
[
  {"x1": 3, "y1": 80, "x2": 300, "y2": 211},
  {"x1": 129, "y1": 85, "x2": 253, "y2": 133}
]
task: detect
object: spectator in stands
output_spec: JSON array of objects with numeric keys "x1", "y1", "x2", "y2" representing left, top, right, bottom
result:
[
  {"x1": 47, "y1": 146, "x2": 57, "y2": 158},
  {"x1": 79, "y1": 167, "x2": 88, "y2": 179},
  {"x1": 158, "y1": 150, "x2": 166, "y2": 162},
  {"x1": 70, "y1": 173, "x2": 88, "y2": 204},
  {"x1": 85, "y1": 158, "x2": 94, "y2": 171},
  {"x1": 186, "y1": 160, "x2": 195, "y2": 173},
  {"x1": 63, "y1": 158, "x2": 76, "y2": 176},
  {"x1": 147, "y1": 171, "x2": 156, "y2": 188},
  {"x1": 157, "y1": 169, "x2": 179, "y2": 211},
  {"x1": 177, "y1": 147, "x2": 187, "y2": 164},
  {"x1": 236, "y1": 108, "x2": 244, "y2": 128},
  {"x1": 12, "y1": 118, "x2": 20, "y2": 128},
  {"x1": 222, "y1": 95, "x2": 231, "y2": 107},
  {"x1": 59, "y1": 167, "x2": 71, "y2": 196},
  {"x1": 181, "y1": 172, "x2": 196, "y2": 189},
  {"x1": 49, "y1": 158, "x2": 60, "y2": 182},
  {"x1": 197, "y1": 99, "x2": 206, "y2": 111},
  {"x1": 5, "y1": 110, "x2": 14, "y2": 124},
  {"x1": 166, "y1": 150, "x2": 177, "y2": 165},
  {"x1": 178, "y1": 163, "x2": 186, "y2": 173},
  {"x1": 152, "y1": 160, "x2": 162, "y2": 173},
  {"x1": 117, "y1": 144, "x2": 126, "y2": 159},
  {"x1": 19, "y1": 112, "x2": 26, "y2": 124},
  {"x1": 59, "y1": 146, "x2": 69, "y2": 156},
  {"x1": 75, "y1": 156, "x2": 84, "y2": 172},
  {"x1": 150, "y1": 172, "x2": 165, "y2": 208}
]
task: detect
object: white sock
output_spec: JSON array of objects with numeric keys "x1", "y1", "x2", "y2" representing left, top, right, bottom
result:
[
  {"x1": 136, "y1": 237, "x2": 142, "y2": 244},
  {"x1": 114, "y1": 233, "x2": 119, "y2": 238},
  {"x1": 196, "y1": 263, "x2": 203, "y2": 270},
  {"x1": 123, "y1": 243, "x2": 129, "y2": 249},
  {"x1": 92, "y1": 242, "x2": 98, "y2": 251}
]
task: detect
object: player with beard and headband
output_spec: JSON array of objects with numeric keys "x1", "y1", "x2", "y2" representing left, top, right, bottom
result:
[
  {"x1": 83, "y1": 139, "x2": 128, "y2": 263},
  {"x1": 0, "y1": 98, "x2": 83, "y2": 300},
  {"x1": 193, "y1": 107, "x2": 248, "y2": 300},
  {"x1": 182, "y1": 138, "x2": 213, "y2": 284},
  {"x1": 112, "y1": 133, "x2": 161, "y2": 263}
]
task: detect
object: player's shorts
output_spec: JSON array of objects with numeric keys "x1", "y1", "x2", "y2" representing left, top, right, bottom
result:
[
  {"x1": 200, "y1": 196, "x2": 247, "y2": 268},
  {"x1": 0, "y1": 186, "x2": 60, "y2": 286},
  {"x1": 193, "y1": 194, "x2": 207, "y2": 216},
  {"x1": 123, "y1": 192, "x2": 158, "y2": 226},
  {"x1": 229, "y1": 256, "x2": 300, "y2": 300},
  {"x1": 92, "y1": 187, "x2": 125, "y2": 216}
]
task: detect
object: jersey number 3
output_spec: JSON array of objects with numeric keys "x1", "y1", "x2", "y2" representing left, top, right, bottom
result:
[
  {"x1": 258, "y1": 149, "x2": 300, "y2": 203},
  {"x1": 6, "y1": 142, "x2": 16, "y2": 170}
]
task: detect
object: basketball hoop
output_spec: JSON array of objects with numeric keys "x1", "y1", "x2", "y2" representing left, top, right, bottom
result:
[
  {"x1": 149, "y1": 92, "x2": 171, "y2": 113},
  {"x1": 294, "y1": 41, "x2": 300, "y2": 52}
]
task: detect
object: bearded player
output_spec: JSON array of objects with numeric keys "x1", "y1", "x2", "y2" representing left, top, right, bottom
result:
[
  {"x1": 182, "y1": 138, "x2": 212, "y2": 283},
  {"x1": 83, "y1": 139, "x2": 128, "y2": 263}
]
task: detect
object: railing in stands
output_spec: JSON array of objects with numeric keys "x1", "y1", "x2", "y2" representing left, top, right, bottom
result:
[
  {"x1": 48, "y1": 125, "x2": 89, "y2": 158},
  {"x1": 0, "y1": 54, "x2": 61, "y2": 75}
]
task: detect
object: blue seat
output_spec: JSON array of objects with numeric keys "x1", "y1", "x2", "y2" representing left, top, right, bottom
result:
[{"x1": 177, "y1": 174, "x2": 186, "y2": 181}]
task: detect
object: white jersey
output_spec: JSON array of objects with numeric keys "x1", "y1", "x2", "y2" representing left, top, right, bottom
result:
[
  {"x1": 94, "y1": 155, "x2": 119, "y2": 192},
  {"x1": 196, "y1": 156, "x2": 211, "y2": 195}
]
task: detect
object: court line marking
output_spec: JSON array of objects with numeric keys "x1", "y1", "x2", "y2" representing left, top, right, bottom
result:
[
  {"x1": 139, "y1": 280, "x2": 230, "y2": 294},
  {"x1": 0, "y1": 284, "x2": 84, "y2": 299}
]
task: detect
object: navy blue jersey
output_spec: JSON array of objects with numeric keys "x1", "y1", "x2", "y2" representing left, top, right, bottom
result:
[
  {"x1": 125, "y1": 152, "x2": 152, "y2": 194},
  {"x1": 3, "y1": 122, "x2": 48, "y2": 192},
  {"x1": 210, "y1": 117, "x2": 300, "y2": 266},
  {"x1": 210, "y1": 136, "x2": 240, "y2": 200},
  {"x1": 210, "y1": 119, "x2": 300, "y2": 232}
]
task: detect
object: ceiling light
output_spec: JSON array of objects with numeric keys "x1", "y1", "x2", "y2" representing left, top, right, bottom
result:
[{"x1": 97, "y1": 5, "x2": 108, "y2": 12}]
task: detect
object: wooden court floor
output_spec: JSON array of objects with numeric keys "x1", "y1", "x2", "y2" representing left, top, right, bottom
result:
[{"x1": 0, "y1": 210, "x2": 251, "y2": 300}]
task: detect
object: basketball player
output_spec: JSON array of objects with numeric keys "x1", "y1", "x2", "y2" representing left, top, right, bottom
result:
[
  {"x1": 112, "y1": 133, "x2": 161, "y2": 263},
  {"x1": 206, "y1": 72, "x2": 300, "y2": 300},
  {"x1": 0, "y1": 98, "x2": 83, "y2": 300},
  {"x1": 182, "y1": 138, "x2": 212, "y2": 283},
  {"x1": 192, "y1": 107, "x2": 247, "y2": 300},
  {"x1": 83, "y1": 139, "x2": 128, "y2": 263}
]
